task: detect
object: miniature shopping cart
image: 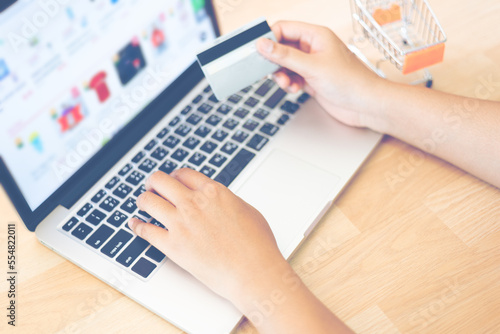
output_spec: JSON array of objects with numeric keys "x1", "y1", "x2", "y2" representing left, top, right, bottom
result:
[{"x1": 348, "y1": 0, "x2": 447, "y2": 87}]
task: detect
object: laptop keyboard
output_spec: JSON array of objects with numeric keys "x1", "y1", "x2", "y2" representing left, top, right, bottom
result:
[{"x1": 59, "y1": 78, "x2": 310, "y2": 280}]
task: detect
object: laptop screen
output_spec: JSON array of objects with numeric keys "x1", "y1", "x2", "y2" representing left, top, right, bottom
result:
[{"x1": 0, "y1": 0, "x2": 216, "y2": 211}]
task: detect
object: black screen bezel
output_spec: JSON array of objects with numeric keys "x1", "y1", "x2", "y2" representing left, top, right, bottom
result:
[{"x1": 0, "y1": 1, "x2": 220, "y2": 231}]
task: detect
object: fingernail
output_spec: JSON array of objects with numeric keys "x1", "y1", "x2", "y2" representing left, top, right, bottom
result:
[
  {"x1": 128, "y1": 220, "x2": 136, "y2": 230},
  {"x1": 259, "y1": 38, "x2": 274, "y2": 55}
]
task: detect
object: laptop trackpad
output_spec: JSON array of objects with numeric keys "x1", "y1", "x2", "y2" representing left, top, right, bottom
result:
[{"x1": 235, "y1": 150, "x2": 340, "y2": 256}]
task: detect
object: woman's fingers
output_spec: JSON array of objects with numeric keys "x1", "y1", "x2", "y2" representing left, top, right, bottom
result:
[
  {"x1": 271, "y1": 21, "x2": 317, "y2": 45},
  {"x1": 273, "y1": 69, "x2": 305, "y2": 92},
  {"x1": 171, "y1": 168, "x2": 212, "y2": 190},
  {"x1": 256, "y1": 38, "x2": 311, "y2": 76},
  {"x1": 145, "y1": 171, "x2": 191, "y2": 205},
  {"x1": 129, "y1": 217, "x2": 171, "y2": 254},
  {"x1": 137, "y1": 191, "x2": 176, "y2": 226}
]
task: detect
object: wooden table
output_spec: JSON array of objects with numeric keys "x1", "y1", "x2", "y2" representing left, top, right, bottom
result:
[{"x1": 1, "y1": 0, "x2": 499, "y2": 333}]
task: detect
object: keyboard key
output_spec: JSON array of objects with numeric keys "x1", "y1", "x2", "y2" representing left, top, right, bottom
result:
[
  {"x1": 281, "y1": 101, "x2": 300, "y2": 114},
  {"x1": 277, "y1": 114, "x2": 290, "y2": 125},
  {"x1": 121, "y1": 197, "x2": 137, "y2": 214},
  {"x1": 145, "y1": 246, "x2": 166, "y2": 262},
  {"x1": 86, "y1": 209, "x2": 106, "y2": 226},
  {"x1": 118, "y1": 164, "x2": 133, "y2": 176},
  {"x1": 91, "y1": 190, "x2": 107, "y2": 204},
  {"x1": 169, "y1": 116, "x2": 181, "y2": 127},
  {"x1": 221, "y1": 142, "x2": 239, "y2": 155},
  {"x1": 189, "y1": 153, "x2": 207, "y2": 166},
  {"x1": 260, "y1": 123, "x2": 280, "y2": 136},
  {"x1": 264, "y1": 88, "x2": 287, "y2": 109},
  {"x1": 214, "y1": 149, "x2": 256, "y2": 187},
  {"x1": 298, "y1": 93, "x2": 311, "y2": 103},
  {"x1": 131, "y1": 257, "x2": 157, "y2": 278},
  {"x1": 187, "y1": 114, "x2": 203, "y2": 125},
  {"x1": 180, "y1": 105, "x2": 192, "y2": 115},
  {"x1": 206, "y1": 114, "x2": 222, "y2": 127},
  {"x1": 243, "y1": 119, "x2": 260, "y2": 132},
  {"x1": 209, "y1": 154, "x2": 227, "y2": 167},
  {"x1": 172, "y1": 148, "x2": 189, "y2": 162},
  {"x1": 241, "y1": 86, "x2": 252, "y2": 93},
  {"x1": 255, "y1": 79, "x2": 275, "y2": 96},
  {"x1": 181, "y1": 164, "x2": 195, "y2": 170},
  {"x1": 101, "y1": 229, "x2": 133, "y2": 258},
  {"x1": 151, "y1": 147, "x2": 168, "y2": 161},
  {"x1": 245, "y1": 97, "x2": 260, "y2": 107},
  {"x1": 163, "y1": 135, "x2": 181, "y2": 149},
  {"x1": 203, "y1": 85, "x2": 211, "y2": 93},
  {"x1": 208, "y1": 94, "x2": 219, "y2": 103},
  {"x1": 197, "y1": 103, "x2": 213, "y2": 114},
  {"x1": 100, "y1": 196, "x2": 120, "y2": 212},
  {"x1": 156, "y1": 127, "x2": 169, "y2": 139},
  {"x1": 72, "y1": 223, "x2": 93, "y2": 240},
  {"x1": 113, "y1": 183, "x2": 133, "y2": 199},
  {"x1": 105, "y1": 176, "x2": 120, "y2": 190},
  {"x1": 194, "y1": 125, "x2": 211, "y2": 138},
  {"x1": 159, "y1": 160, "x2": 178, "y2": 174},
  {"x1": 247, "y1": 134, "x2": 269, "y2": 151},
  {"x1": 138, "y1": 158, "x2": 157, "y2": 173},
  {"x1": 234, "y1": 107, "x2": 249, "y2": 119},
  {"x1": 86, "y1": 224, "x2": 114, "y2": 249},
  {"x1": 183, "y1": 137, "x2": 201, "y2": 150},
  {"x1": 254, "y1": 108, "x2": 270, "y2": 120},
  {"x1": 150, "y1": 219, "x2": 166, "y2": 229},
  {"x1": 200, "y1": 166, "x2": 216, "y2": 178},
  {"x1": 192, "y1": 94, "x2": 203, "y2": 104},
  {"x1": 228, "y1": 94, "x2": 242, "y2": 104},
  {"x1": 107, "y1": 210, "x2": 127, "y2": 227},
  {"x1": 212, "y1": 129, "x2": 228, "y2": 142},
  {"x1": 133, "y1": 185, "x2": 146, "y2": 197},
  {"x1": 63, "y1": 217, "x2": 79, "y2": 231},
  {"x1": 116, "y1": 237, "x2": 149, "y2": 267},
  {"x1": 138, "y1": 210, "x2": 151, "y2": 219},
  {"x1": 126, "y1": 171, "x2": 145, "y2": 186},
  {"x1": 200, "y1": 141, "x2": 218, "y2": 154},
  {"x1": 217, "y1": 104, "x2": 232, "y2": 115},
  {"x1": 175, "y1": 124, "x2": 192, "y2": 137},
  {"x1": 131, "y1": 151, "x2": 146, "y2": 164},
  {"x1": 144, "y1": 139, "x2": 158, "y2": 151},
  {"x1": 232, "y1": 130, "x2": 249, "y2": 143},
  {"x1": 223, "y1": 118, "x2": 239, "y2": 130},
  {"x1": 77, "y1": 203, "x2": 93, "y2": 217}
]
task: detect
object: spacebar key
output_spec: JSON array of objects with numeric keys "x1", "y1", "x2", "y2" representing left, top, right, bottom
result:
[{"x1": 214, "y1": 149, "x2": 256, "y2": 187}]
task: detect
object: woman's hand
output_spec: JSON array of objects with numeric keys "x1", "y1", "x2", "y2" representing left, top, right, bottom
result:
[
  {"x1": 129, "y1": 168, "x2": 354, "y2": 333},
  {"x1": 257, "y1": 20, "x2": 389, "y2": 130},
  {"x1": 129, "y1": 168, "x2": 288, "y2": 304}
]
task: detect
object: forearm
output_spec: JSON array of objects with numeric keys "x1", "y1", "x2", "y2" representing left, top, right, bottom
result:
[
  {"x1": 232, "y1": 260, "x2": 353, "y2": 334},
  {"x1": 368, "y1": 80, "x2": 500, "y2": 188}
]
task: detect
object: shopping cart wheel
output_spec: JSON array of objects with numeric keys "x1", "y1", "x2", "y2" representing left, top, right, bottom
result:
[{"x1": 426, "y1": 79, "x2": 433, "y2": 88}]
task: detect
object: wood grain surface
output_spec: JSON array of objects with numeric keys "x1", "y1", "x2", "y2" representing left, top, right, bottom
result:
[{"x1": 1, "y1": 0, "x2": 499, "y2": 333}]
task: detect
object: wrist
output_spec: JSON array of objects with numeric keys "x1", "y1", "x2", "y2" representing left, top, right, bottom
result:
[
  {"x1": 355, "y1": 76, "x2": 396, "y2": 134},
  {"x1": 229, "y1": 257, "x2": 296, "y2": 316}
]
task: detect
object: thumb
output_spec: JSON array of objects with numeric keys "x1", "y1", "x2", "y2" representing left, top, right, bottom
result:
[
  {"x1": 129, "y1": 218, "x2": 171, "y2": 254},
  {"x1": 256, "y1": 38, "x2": 312, "y2": 76}
]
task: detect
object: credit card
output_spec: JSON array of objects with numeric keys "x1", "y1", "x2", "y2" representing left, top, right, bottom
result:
[{"x1": 197, "y1": 17, "x2": 280, "y2": 101}]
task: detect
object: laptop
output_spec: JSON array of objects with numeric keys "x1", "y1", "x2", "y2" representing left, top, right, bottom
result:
[{"x1": 0, "y1": 1, "x2": 381, "y2": 333}]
